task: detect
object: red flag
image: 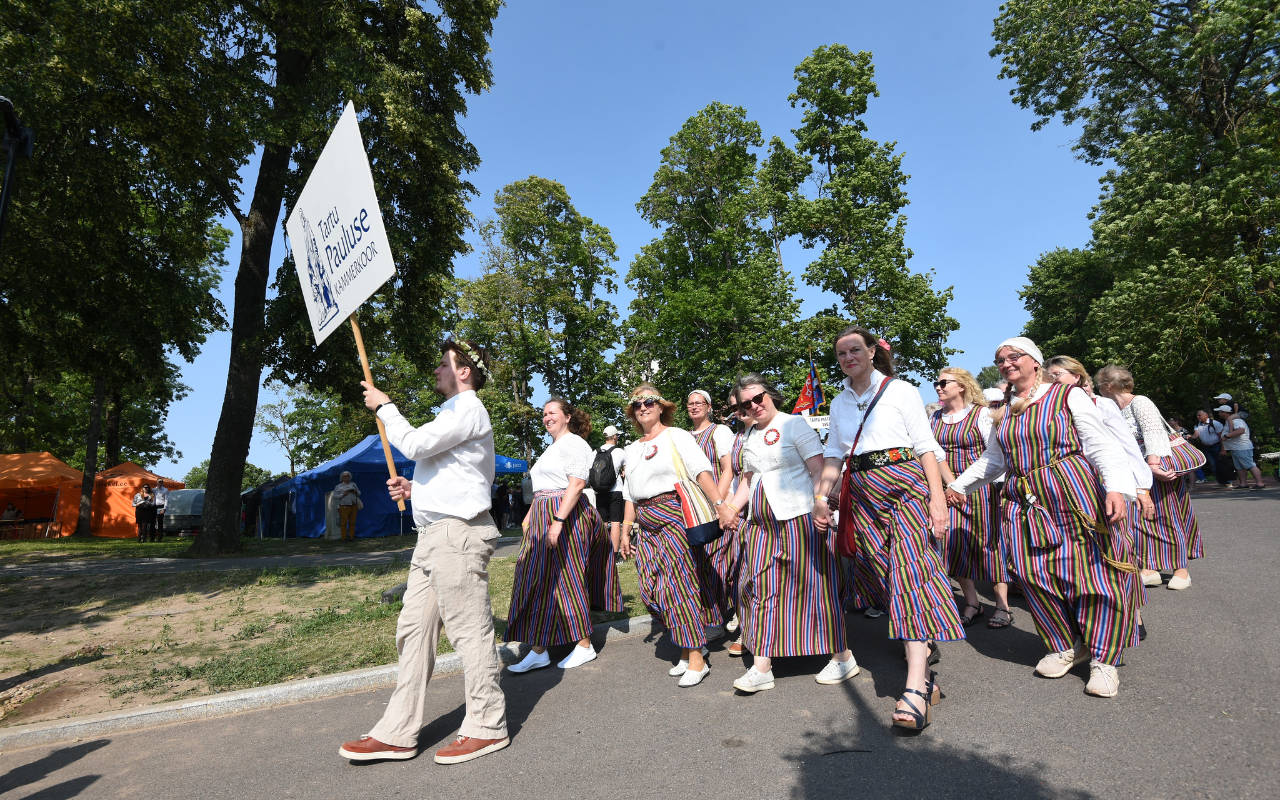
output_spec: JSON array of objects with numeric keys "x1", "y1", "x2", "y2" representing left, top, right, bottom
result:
[{"x1": 793, "y1": 368, "x2": 817, "y2": 415}]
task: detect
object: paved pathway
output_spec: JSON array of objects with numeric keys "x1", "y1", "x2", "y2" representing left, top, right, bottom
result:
[{"x1": 2, "y1": 494, "x2": 1278, "y2": 798}]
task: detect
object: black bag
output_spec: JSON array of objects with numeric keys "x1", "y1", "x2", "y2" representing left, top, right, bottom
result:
[{"x1": 588, "y1": 447, "x2": 617, "y2": 495}]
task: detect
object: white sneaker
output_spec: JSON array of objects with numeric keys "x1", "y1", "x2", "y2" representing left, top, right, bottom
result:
[
  {"x1": 677, "y1": 663, "x2": 711, "y2": 687},
  {"x1": 725, "y1": 614, "x2": 739, "y2": 634},
  {"x1": 668, "y1": 647, "x2": 708, "y2": 676},
  {"x1": 1085, "y1": 661, "x2": 1119, "y2": 698},
  {"x1": 508, "y1": 649, "x2": 551, "y2": 674},
  {"x1": 1166, "y1": 575, "x2": 1191, "y2": 591},
  {"x1": 557, "y1": 644, "x2": 596, "y2": 669},
  {"x1": 733, "y1": 666, "x2": 775, "y2": 693},
  {"x1": 1141, "y1": 571, "x2": 1163, "y2": 587},
  {"x1": 814, "y1": 656, "x2": 860, "y2": 685},
  {"x1": 1034, "y1": 644, "x2": 1088, "y2": 678}
]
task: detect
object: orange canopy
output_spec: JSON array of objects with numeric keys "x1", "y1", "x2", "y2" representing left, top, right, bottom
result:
[
  {"x1": 91, "y1": 462, "x2": 185, "y2": 538},
  {"x1": 0, "y1": 452, "x2": 85, "y2": 537}
]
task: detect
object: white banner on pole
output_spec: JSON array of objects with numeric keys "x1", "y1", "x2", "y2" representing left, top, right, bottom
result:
[{"x1": 285, "y1": 102, "x2": 396, "y2": 345}]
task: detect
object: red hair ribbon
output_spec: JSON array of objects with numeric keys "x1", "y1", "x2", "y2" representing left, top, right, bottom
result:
[{"x1": 877, "y1": 338, "x2": 891, "y2": 352}]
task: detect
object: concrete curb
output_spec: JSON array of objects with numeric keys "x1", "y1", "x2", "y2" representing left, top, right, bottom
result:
[{"x1": 0, "y1": 614, "x2": 657, "y2": 753}]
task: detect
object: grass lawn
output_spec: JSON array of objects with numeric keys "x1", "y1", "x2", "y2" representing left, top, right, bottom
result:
[{"x1": 0, "y1": 554, "x2": 641, "y2": 728}]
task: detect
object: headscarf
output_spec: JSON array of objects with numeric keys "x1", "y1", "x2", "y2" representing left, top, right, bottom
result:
[{"x1": 996, "y1": 336, "x2": 1044, "y2": 366}]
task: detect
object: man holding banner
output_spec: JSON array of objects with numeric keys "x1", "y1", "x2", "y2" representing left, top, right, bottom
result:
[{"x1": 339, "y1": 338, "x2": 510, "y2": 765}]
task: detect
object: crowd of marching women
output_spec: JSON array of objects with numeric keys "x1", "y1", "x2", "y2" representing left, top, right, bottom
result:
[{"x1": 500, "y1": 327, "x2": 1216, "y2": 732}]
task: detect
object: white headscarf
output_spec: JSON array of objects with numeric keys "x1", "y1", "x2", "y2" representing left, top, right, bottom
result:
[{"x1": 996, "y1": 336, "x2": 1044, "y2": 366}]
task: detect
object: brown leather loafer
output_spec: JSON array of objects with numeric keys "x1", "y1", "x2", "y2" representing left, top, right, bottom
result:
[
  {"x1": 339, "y1": 736, "x2": 417, "y2": 761},
  {"x1": 434, "y1": 734, "x2": 510, "y2": 765}
]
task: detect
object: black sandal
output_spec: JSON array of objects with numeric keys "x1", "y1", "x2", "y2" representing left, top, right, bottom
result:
[
  {"x1": 925, "y1": 670, "x2": 944, "y2": 706},
  {"x1": 987, "y1": 608, "x2": 1014, "y2": 629},
  {"x1": 960, "y1": 603, "x2": 984, "y2": 626},
  {"x1": 892, "y1": 688, "x2": 932, "y2": 730}
]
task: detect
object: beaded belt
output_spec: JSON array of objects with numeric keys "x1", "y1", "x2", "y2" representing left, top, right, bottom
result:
[
  {"x1": 848, "y1": 447, "x2": 915, "y2": 473},
  {"x1": 635, "y1": 491, "x2": 677, "y2": 507},
  {"x1": 533, "y1": 489, "x2": 565, "y2": 499}
]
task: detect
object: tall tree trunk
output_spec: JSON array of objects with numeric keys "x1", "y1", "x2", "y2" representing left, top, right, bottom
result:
[
  {"x1": 197, "y1": 43, "x2": 310, "y2": 556},
  {"x1": 1256, "y1": 357, "x2": 1280, "y2": 442},
  {"x1": 74, "y1": 375, "x2": 105, "y2": 537},
  {"x1": 104, "y1": 388, "x2": 122, "y2": 466},
  {"x1": 12, "y1": 371, "x2": 34, "y2": 451}
]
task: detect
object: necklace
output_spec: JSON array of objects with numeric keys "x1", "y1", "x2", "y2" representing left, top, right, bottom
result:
[{"x1": 851, "y1": 381, "x2": 876, "y2": 411}]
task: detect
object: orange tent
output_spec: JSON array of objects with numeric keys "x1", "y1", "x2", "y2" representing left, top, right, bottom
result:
[
  {"x1": 91, "y1": 463, "x2": 185, "y2": 538},
  {"x1": 0, "y1": 452, "x2": 85, "y2": 538}
]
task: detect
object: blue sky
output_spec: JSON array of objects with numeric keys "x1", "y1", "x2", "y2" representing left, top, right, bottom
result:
[{"x1": 156, "y1": 0, "x2": 1102, "y2": 481}]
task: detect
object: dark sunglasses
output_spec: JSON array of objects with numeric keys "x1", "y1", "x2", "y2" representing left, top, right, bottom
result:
[
  {"x1": 741, "y1": 391, "x2": 767, "y2": 409},
  {"x1": 933, "y1": 379, "x2": 956, "y2": 389},
  {"x1": 724, "y1": 403, "x2": 739, "y2": 414},
  {"x1": 629, "y1": 398, "x2": 659, "y2": 411}
]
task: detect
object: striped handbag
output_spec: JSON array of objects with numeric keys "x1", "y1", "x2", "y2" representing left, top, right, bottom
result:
[
  {"x1": 1159, "y1": 419, "x2": 1206, "y2": 479},
  {"x1": 668, "y1": 431, "x2": 723, "y2": 547}
]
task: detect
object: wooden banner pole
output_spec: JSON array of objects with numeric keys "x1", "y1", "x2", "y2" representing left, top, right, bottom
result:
[{"x1": 350, "y1": 314, "x2": 406, "y2": 512}]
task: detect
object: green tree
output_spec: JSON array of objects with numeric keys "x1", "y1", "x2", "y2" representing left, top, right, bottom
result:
[
  {"x1": 994, "y1": 0, "x2": 1280, "y2": 435},
  {"x1": 778, "y1": 44, "x2": 958, "y2": 377},
  {"x1": 1019, "y1": 248, "x2": 1114, "y2": 361},
  {"x1": 976, "y1": 366, "x2": 1003, "y2": 389},
  {"x1": 620, "y1": 102, "x2": 805, "y2": 403},
  {"x1": 184, "y1": 459, "x2": 274, "y2": 491},
  {"x1": 455, "y1": 176, "x2": 621, "y2": 458}
]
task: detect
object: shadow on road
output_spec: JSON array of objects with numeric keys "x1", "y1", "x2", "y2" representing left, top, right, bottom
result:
[{"x1": 0, "y1": 739, "x2": 107, "y2": 797}]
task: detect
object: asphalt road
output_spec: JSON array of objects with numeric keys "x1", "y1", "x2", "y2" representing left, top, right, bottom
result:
[{"x1": 3, "y1": 493, "x2": 1277, "y2": 799}]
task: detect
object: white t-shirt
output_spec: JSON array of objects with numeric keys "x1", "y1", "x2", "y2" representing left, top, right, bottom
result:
[
  {"x1": 622, "y1": 428, "x2": 713, "y2": 502},
  {"x1": 1194, "y1": 419, "x2": 1223, "y2": 446},
  {"x1": 824, "y1": 370, "x2": 943, "y2": 461},
  {"x1": 531, "y1": 432, "x2": 592, "y2": 492},
  {"x1": 1223, "y1": 417, "x2": 1252, "y2": 451},
  {"x1": 1094, "y1": 395, "x2": 1152, "y2": 490},
  {"x1": 740, "y1": 412, "x2": 823, "y2": 521}
]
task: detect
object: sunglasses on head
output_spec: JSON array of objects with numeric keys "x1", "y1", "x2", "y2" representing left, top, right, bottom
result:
[
  {"x1": 933, "y1": 379, "x2": 956, "y2": 389},
  {"x1": 629, "y1": 397, "x2": 659, "y2": 411}
]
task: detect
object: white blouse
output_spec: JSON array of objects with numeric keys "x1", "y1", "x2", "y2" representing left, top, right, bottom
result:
[
  {"x1": 824, "y1": 370, "x2": 943, "y2": 461},
  {"x1": 704, "y1": 423, "x2": 736, "y2": 464},
  {"x1": 938, "y1": 405, "x2": 994, "y2": 440},
  {"x1": 622, "y1": 427, "x2": 714, "y2": 502},
  {"x1": 948, "y1": 384, "x2": 1137, "y2": 500},
  {"x1": 530, "y1": 432, "x2": 592, "y2": 492},
  {"x1": 1094, "y1": 395, "x2": 1153, "y2": 490},
  {"x1": 740, "y1": 413, "x2": 823, "y2": 521}
]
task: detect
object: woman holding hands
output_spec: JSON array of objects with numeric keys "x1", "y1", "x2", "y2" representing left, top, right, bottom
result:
[
  {"x1": 619, "y1": 384, "x2": 737, "y2": 687},
  {"x1": 723, "y1": 374, "x2": 856, "y2": 694},
  {"x1": 817, "y1": 327, "x2": 963, "y2": 731}
]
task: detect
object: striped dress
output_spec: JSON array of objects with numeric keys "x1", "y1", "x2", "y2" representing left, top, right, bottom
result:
[
  {"x1": 634, "y1": 493, "x2": 721, "y2": 648},
  {"x1": 995, "y1": 383, "x2": 1139, "y2": 664},
  {"x1": 505, "y1": 489, "x2": 600, "y2": 647},
  {"x1": 931, "y1": 406, "x2": 1008, "y2": 583},
  {"x1": 1121, "y1": 397, "x2": 1203, "y2": 572},
  {"x1": 692, "y1": 424, "x2": 737, "y2": 619},
  {"x1": 738, "y1": 477, "x2": 846, "y2": 657}
]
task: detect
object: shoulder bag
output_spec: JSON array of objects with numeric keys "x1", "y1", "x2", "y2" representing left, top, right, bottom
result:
[{"x1": 668, "y1": 431, "x2": 723, "y2": 547}]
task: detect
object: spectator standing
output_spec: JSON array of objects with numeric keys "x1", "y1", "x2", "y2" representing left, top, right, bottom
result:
[
  {"x1": 1218, "y1": 405, "x2": 1265, "y2": 490},
  {"x1": 333, "y1": 471, "x2": 361, "y2": 541},
  {"x1": 1188, "y1": 409, "x2": 1226, "y2": 485},
  {"x1": 593, "y1": 425, "x2": 627, "y2": 549},
  {"x1": 132, "y1": 486, "x2": 155, "y2": 542},
  {"x1": 152, "y1": 481, "x2": 169, "y2": 540}
]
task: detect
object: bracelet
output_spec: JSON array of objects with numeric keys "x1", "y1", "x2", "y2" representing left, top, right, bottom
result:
[
  {"x1": 813, "y1": 493, "x2": 825, "y2": 501},
  {"x1": 375, "y1": 401, "x2": 390, "y2": 413},
  {"x1": 552, "y1": 515, "x2": 566, "y2": 523},
  {"x1": 714, "y1": 498, "x2": 726, "y2": 507}
]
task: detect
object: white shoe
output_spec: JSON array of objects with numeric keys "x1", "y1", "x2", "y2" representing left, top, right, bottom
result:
[
  {"x1": 1141, "y1": 571, "x2": 1163, "y2": 587},
  {"x1": 668, "y1": 647, "x2": 708, "y2": 676},
  {"x1": 733, "y1": 666, "x2": 775, "y2": 693},
  {"x1": 508, "y1": 649, "x2": 550, "y2": 673},
  {"x1": 557, "y1": 644, "x2": 596, "y2": 669},
  {"x1": 1035, "y1": 644, "x2": 1088, "y2": 678},
  {"x1": 677, "y1": 663, "x2": 710, "y2": 687},
  {"x1": 1167, "y1": 575, "x2": 1191, "y2": 591},
  {"x1": 814, "y1": 656, "x2": 860, "y2": 685},
  {"x1": 1085, "y1": 661, "x2": 1119, "y2": 698},
  {"x1": 725, "y1": 614, "x2": 739, "y2": 634}
]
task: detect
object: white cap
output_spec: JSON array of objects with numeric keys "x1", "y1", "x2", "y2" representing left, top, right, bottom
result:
[
  {"x1": 1214, "y1": 404, "x2": 1233, "y2": 412},
  {"x1": 1213, "y1": 392, "x2": 1232, "y2": 401},
  {"x1": 603, "y1": 425, "x2": 620, "y2": 437},
  {"x1": 983, "y1": 388, "x2": 1005, "y2": 403},
  {"x1": 996, "y1": 336, "x2": 1044, "y2": 366}
]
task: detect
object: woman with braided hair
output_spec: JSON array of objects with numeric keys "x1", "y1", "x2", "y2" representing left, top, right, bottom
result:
[{"x1": 948, "y1": 337, "x2": 1139, "y2": 699}]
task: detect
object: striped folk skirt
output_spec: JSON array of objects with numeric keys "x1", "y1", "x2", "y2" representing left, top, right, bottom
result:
[
  {"x1": 505, "y1": 491, "x2": 596, "y2": 647},
  {"x1": 694, "y1": 525, "x2": 738, "y2": 621},
  {"x1": 586, "y1": 506, "x2": 623, "y2": 614},
  {"x1": 942, "y1": 481, "x2": 1009, "y2": 583},
  {"x1": 1135, "y1": 478, "x2": 1202, "y2": 571},
  {"x1": 634, "y1": 492, "x2": 720, "y2": 649},
  {"x1": 842, "y1": 461, "x2": 965, "y2": 642},
  {"x1": 738, "y1": 483, "x2": 846, "y2": 657}
]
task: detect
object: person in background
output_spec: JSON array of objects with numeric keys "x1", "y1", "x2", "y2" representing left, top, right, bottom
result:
[
  {"x1": 152, "y1": 481, "x2": 169, "y2": 541},
  {"x1": 333, "y1": 471, "x2": 361, "y2": 541},
  {"x1": 687, "y1": 389, "x2": 737, "y2": 639},
  {"x1": 492, "y1": 483, "x2": 510, "y2": 530},
  {"x1": 1188, "y1": 409, "x2": 1226, "y2": 486},
  {"x1": 1, "y1": 503, "x2": 21, "y2": 521},
  {"x1": 596, "y1": 425, "x2": 627, "y2": 549},
  {"x1": 1218, "y1": 404, "x2": 1265, "y2": 490},
  {"x1": 132, "y1": 485, "x2": 155, "y2": 542}
]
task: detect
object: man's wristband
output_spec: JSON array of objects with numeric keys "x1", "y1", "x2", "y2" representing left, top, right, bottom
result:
[{"x1": 375, "y1": 401, "x2": 391, "y2": 413}]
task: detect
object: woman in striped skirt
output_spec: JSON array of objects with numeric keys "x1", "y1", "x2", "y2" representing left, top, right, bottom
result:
[
  {"x1": 948, "y1": 337, "x2": 1139, "y2": 698},
  {"x1": 932, "y1": 367, "x2": 1013, "y2": 628},
  {"x1": 1094, "y1": 365, "x2": 1202, "y2": 592},
  {"x1": 817, "y1": 327, "x2": 964, "y2": 731},
  {"x1": 619, "y1": 384, "x2": 737, "y2": 687},
  {"x1": 720, "y1": 390, "x2": 755, "y2": 657},
  {"x1": 721, "y1": 374, "x2": 856, "y2": 694},
  {"x1": 687, "y1": 389, "x2": 738, "y2": 634},
  {"x1": 507, "y1": 398, "x2": 615, "y2": 673}
]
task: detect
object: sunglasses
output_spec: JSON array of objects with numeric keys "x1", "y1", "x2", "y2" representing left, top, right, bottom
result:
[
  {"x1": 933, "y1": 379, "x2": 956, "y2": 389},
  {"x1": 740, "y1": 391, "x2": 767, "y2": 409},
  {"x1": 724, "y1": 403, "x2": 739, "y2": 414},
  {"x1": 629, "y1": 398, "x2": 659, "y2": 411}
]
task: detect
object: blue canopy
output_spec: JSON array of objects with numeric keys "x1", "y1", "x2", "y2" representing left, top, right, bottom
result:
[{"x1": 260, "y1": 435, "x2": 527, "y2": 538}]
